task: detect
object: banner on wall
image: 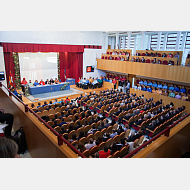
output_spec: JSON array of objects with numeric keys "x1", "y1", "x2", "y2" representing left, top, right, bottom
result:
[{"x1": 9, "y1": 71, "x2": 13, "y2": 86}]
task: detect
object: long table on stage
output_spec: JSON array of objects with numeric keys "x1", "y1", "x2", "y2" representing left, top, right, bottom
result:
[{"x1": 28, "y1": 82, "x2": 70, "y2": 95}]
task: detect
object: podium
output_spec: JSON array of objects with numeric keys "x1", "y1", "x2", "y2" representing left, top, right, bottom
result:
[{"x1": 66, "y1": 78, "x2": 75, "y2": 85}]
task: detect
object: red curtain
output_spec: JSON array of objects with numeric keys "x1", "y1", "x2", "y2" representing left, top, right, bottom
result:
[
  {"x1": 59, "y1": 52, "x2": 83, "y2": 82},
  {"x1": 1, "y1": 43, "x2": 84, "y2": 53},
  {"x1": 3, "y1": 52, "x2": 15, "y2": 87}
]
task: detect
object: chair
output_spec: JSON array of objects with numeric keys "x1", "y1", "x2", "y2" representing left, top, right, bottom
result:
[
  {"x1": 93, "y1": 131, "x2": 100, "y2": 140},
  {"x1": 113, "y1": 123, "x2": 118, "y2": 130},
  {"x1": 105, "y1": 138, "x2": 113, "y2": 148},
  {"x1": 36, "y1": 112, "x2": 43, "y2": 117},
  {"x1": 68, "y1": 130, "x2": 76, "y2": 139},
  {"x1": 102, "y1": 56, "x2": 104, "y2": 59},
  {"x1": 38, "y1": 107, "x2": 45, "y2": 112},
  {"x1": 107, "y1": 155, "x2": 112, "y2": 158},
  {"x1": 113, "y1": 135, "x2": 120, "y2": 143},
  {"x1": 100, "y1": 128, "x2": 107, "y2": 137},
  {"x1": 54, "y1": 119, "x2": 61, "y2": 125},
  {"x1": 47, "y1": 121, "x2": 54, "y2": 127},
  {"x1": 78, "y1": 137, "x2": 87, "y2": 145},
  {"x1": 55, "y1": 107, "x2": 61, "y2": 113},
  {"x1": 163, "y1": 60, "x2": 168, "y2": 65},
  {"x1": 124, "y1": 129, "x2": 131, "y2": 138},
  {"x1": 76, "y1": 127, "x2": 84, "y2": 136},
  {"x1": 98, "y1": 142, "x2": 106, "y2": 151},
  {"x1": 54, "y1": 126, "x2": 61, "y2": 132},
  {"x1": 42, "y1": 110, "x2": 49, "y2": 116},
  {"x1": 62, "y1": 124, "x2": 68, "y2": 130},
  {"x1": 115, "y1": 57, "x2": 117, "y2": 60},
  {"x1": 137, "y1": 135, "x2": 144, "y2": 146},
  {"x1": 112, "y1": 150, "x2": 120, "y2": 158},
  {"x1": 119, "y1": 145, "x2": 129, "y2": 157},
  {"x1": 56, "y1": 112, "x2": 61, "y2": 118},
  {"x1": 86, "y1": 134, "x2": 94, "y2": 142},
  {"x1": 119, "y1": 132, "x2": 125, "y2": 140},
  {"x1": 61, "y1": 106, "x2": 66, "y2": 111},
  {"x1": 83, "y1": 125, "x2": 91, "y2": 133},
  {"x1": 89, "y1": 145, "x2": 98, "y2": 155},
  {"x1": 82, "y1": 149, "x2": 90, "y2": 157},
  {"x1": 49, "y1": 109, "x2": 55, "y2": 115},
  {"x1": 106, "y1": 126, "x2": 113, "y2": 133},
  {"x1": 133, "y1": 139, "x2": 139, "y2": 149},
  {"x1": 146, "y1": 59, "x2": 150, "y2": 63},
  {"x1": 105, "y1": 56, "x2": 107, "y2": 60},
  {"x1": 71, "y1": 140, "x2": 78, "y2": 146}
]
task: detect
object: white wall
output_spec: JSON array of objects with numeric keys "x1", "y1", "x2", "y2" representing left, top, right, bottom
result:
[
  {"x1": 0, "y1": 31, "x2": 103, "y2": 46},
  {"x1": 0, "y1": 47, "x2": 7, "y2": 87},
  {"x1": 83, "y1": 49, "x2": 106, "y2": 79}
]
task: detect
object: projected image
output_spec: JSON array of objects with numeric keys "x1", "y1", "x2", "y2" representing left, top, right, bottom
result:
[
  {"x1": 19, "y1": 53, "x2": 58, "y2": 83},
  {"x1": 0, "y1": 71, "x2": 5, "y2": 80},
  {"x1": 86, "y1": 66, "x2": 95, "y2": 72}
]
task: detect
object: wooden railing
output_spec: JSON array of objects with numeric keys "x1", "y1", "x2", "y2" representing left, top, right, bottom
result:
[
  {"x1": 0, "y1": 82, "x2": 86, "y2": 158},
  {"x1": 97, "y1": 59, "x2": 190, "y2": 84}
]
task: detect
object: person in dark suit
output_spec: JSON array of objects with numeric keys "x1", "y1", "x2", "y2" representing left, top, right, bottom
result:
[
  {"x1": 117, "y1": 125, "x2": 124, "y2": 135},
  {"x1": 49, "y1": 78, "x2": 54, "y2": 84},
  {"x1": 126, "y1": 130, "x2": 142, "y2": 142}
]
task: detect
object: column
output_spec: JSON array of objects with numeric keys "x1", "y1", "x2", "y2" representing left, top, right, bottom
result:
[
  {"x1": 141, "y1": 31, "x2": 145, "y2": 50},
  {"x1": 156, "y1": 31, "x2": 162, "y2": 50},
  {"x1": 115, "y1": 32, "x2": 119, "y2": 49},
  {"x1": 175, "y1": 31, "x2": 181, "y2": 50},
  {"x1": 127, "y1": 31, "x2": 131, "y2": 49},
  {"x1": 163, "y1": 33, "x2": 167, "y2": 50},
  {"x1": 147, "y1": 34, "x2": 151, "y2": 50},
  {"x1": 105, "y1": 32, "x2": 108, "y2": 50}
]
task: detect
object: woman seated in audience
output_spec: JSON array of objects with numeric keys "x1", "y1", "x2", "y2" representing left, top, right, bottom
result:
[
  {"x1": 77, "y1": 131, "x2": 86, "y2": 141},
  {"x1": 120, "y1": 56, "x2": 125, "y2": 61},
  {"x1": 181, "y1": 94, "x2": 188, "y2": 101},
  {"x1": 167, "y1": 53, "x2": 173, "y2": 58},
  {"x1": 122, "y1": 51, "x2": 125, "y2": 55},
  {"x1": 147, "y1": 81, "x2": 153, "y2": 87},
  {"x1": 125, "y1": 52, "x2": 129, "y2": 61},
  {"x1": 33, "y1": 80, "x2": 39, "y2": 86},
  {"x1": 157, "y1": 82, "x2": 162, "y2": 89},
  {"x1": 162, "y1": 53, "x2": 167, "y2": 57},
  {"x1": 152, "y1": 87, "x2": 157, "y2": 93},
  {"x1": 150, "y1": 52, "x2": 154, "y2": 57},
  {"x1": 39, "y1": 79, "x2": 45, "y2": 85},
  {"x1": 145, "y1": 52, "x2": 149, "y2": 56},
  {"x1": 168, "y1": 90, "x2": 175, "y2": 98},
  {"x1": 175, "y1": 92, "x2": 181, "y2": 100},
  {"x1": 99, "y1": 146, "x2": 111, "y2": 158},
  {"x1": 179, "y1": 86, "x2": 186, "y2": 94},
  {"x1": 152, "y1": 58, "x2": 156, "y2": 64},
  {"x1": 109, "y1": 56, "x2": 113, "y2": 60},
  {"x1": 156, "y1": 88, "x2": 162, "y2": 95}
]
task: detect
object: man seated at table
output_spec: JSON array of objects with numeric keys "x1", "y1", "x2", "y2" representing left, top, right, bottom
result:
[
  {"x1": 28, "y1": 80, "x2": 33, "y2": 87},
  {"x1": 54, "y1": 78, "x2": 59, "y2": 84},
  {"x1": 83, "y1": 78, "x2": 89, "y2": 89},
  {"x1": 45, "y1": 79, "x2": 51, "y2": 85},
  {"x1": 50, "y1": 78, "x2": 54, "y2": 84},
  {"x1": 141, "y1": 57, "x2": 145, "y2": 63},
  {"x1": 39, "y1": 79, "x2": 45, "y2": 85},
  {"x1": 33, "y1": 80, "x2": 39, "y2": 86},
  {"x1": 76, "y1": 77, "x2": 81, "y2": 87}
]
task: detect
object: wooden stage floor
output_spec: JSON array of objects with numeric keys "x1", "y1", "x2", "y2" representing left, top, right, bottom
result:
[{"x1": 22, "y1": 85, "x2": 109, "y2": 106}]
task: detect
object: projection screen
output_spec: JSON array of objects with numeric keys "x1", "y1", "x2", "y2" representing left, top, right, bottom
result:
[{"x1": 18, "y1": 52, "x2": 58, "y2": 83}]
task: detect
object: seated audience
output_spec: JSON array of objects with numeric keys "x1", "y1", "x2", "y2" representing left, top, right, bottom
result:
[
  {"x1": 168, "y1": 90, "x2": 175, "y2": 98},
  {"x1": 85, "y1": 138, "x2": 96, "y2": 150},
  {"x1": 141, "y1": 57, "x2": 145, "y2": 63},
  {"x1": 99, "y1": 146, "x2": 111, "y2": 158},
  {"x1": 181, "y1": 94, "x2": 188, "y2": 101},
  {"x1": 175, "y1": 93, "x2": 181, "y2": 100},
  {"x1": 179, "y1": 86, "x2": 186, "y2": 94},
  {"x1": 167, "y1": 53, "x2": 173, "y2": 58},
  {"x1": 152, "y1": 58, "x2": 156, "y2": 64}
]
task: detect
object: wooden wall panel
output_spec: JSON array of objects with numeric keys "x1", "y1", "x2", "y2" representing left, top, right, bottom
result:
[
  {"x1": 97, "y1": 59, "x2": 190, "y2": 84},
  {"x1": 0, "y1": 87, "x2": 78, "y2": 158}
]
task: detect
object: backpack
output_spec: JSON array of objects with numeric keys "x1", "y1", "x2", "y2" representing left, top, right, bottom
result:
[{"x1": 14, "y1": 126, "x2": 28, "y2": 154}]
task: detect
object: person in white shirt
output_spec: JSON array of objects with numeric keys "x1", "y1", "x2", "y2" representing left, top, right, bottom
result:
[
  {"x1": 85, "y1": 138, "x2": 96, "y2": 149},
  {"x1": 137, "y1": 84, "x2": 142, "y2": 90},
  {"x1": 112, "y1": 51, "x2": 116, "y2": 55},
  {"x1": 121, "y1": 56, "x2": 125, "y2": 61}
]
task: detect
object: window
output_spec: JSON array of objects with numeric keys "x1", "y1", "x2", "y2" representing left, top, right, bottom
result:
[
  {"x1": 185, "y1": 32, "x2": 190, "y2": 49},
  {"x1": 124, "y1": 36, "x2": 128, "y2": 49},
  {"x1": 166, "y1": 33, "x2": 177, "y2": 49},
  {"x1": 150, "y1": 33, "x2": 165, "y2": 50},
  {"x1": 130, "y1": 35, "x2": 135, "y2": 48},
  {"x1": 120, "y1": 36, "x2": 124, "y2": 49}
]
